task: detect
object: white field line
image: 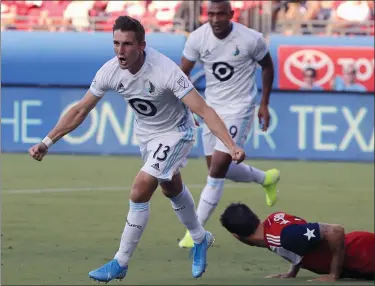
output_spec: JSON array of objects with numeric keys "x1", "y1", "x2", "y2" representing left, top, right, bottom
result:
[
  {"x1": 2, "y1": 184, "x2": 248, "y2": 195},
  {"x1": 2, "y1": 183, "x2": 369, "y2": 195}
]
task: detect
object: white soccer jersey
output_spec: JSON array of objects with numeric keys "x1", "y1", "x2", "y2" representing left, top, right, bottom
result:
[
  {"x1": 90, "y1": 47, "x2": 196, "y2": 144},
  {"x1": 183, "y1": 22, "x2": 268, "y2": 117}
]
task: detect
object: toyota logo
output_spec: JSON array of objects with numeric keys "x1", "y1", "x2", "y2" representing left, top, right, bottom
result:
[{"x1": 284, "y1": 49, "x2": 335, "y2": 87}]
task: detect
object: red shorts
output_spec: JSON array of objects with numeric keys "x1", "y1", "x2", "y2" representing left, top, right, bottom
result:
[
  {"x1": 342, "y1": 231, "x2": 374, "y2": 278},
  {"x1": 301, "y1": 231, "x2": 374, "y2": 279}
]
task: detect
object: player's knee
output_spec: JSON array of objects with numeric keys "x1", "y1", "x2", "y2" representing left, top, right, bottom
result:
[
  {"x1": 209, "y1": 152, "x2": 232, "y2": 178},
  {"x1": 209, "y1": 165, "x2": 228, "y2": 178},
  {"x1": 130, "y1": 186, "x2": 153, "y2": 203},
  {"x1": 130, "y1": 171, "x2": 159, "y2": 203},
  {"x1": 160, "y1": 173, "x2": 183, "y2": 198},
  {"x1": 161, "y1": 187, "x2": 176, "y2": 198},
  {"x1": 160, "y1": 180, "x2": 175, "y2": 198},
  {"x1": 205, "y1": 155, "x2": 212, "y2": 169},
  {"x1": 161, "y1": 184, "x2": 183, "y2": 198}
]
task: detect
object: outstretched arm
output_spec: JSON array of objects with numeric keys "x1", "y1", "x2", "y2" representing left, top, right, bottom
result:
[
  {"x1": 28, "y1": 90, "x2": 101, "y2": 161},
  {"x1": 47, "y1": 91, "x2": 101, "y2": 143}
]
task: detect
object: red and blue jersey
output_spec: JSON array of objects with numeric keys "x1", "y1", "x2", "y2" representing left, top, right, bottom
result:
[
  {"x1": 263, "y1": 212, "x2": 321, "y2": 266},
  {"x1": 263, "y1": 212, "x2": 374, "y2": 278}
]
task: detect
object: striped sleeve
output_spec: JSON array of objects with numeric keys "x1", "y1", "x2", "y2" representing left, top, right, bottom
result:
[{"x1": 266, "y1": 233, "x2": 282, "y2": 247}]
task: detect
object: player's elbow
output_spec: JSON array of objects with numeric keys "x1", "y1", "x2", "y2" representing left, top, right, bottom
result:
[
  {"x1": 331, "y1": 224, "x2": 344, "y2": 233},
  {"x1": 258, "y1": 53, "x2": 274, "y2": 69},
  {"x1": 198, "y1": 105, "x2": 215, "y2": 120},
  {"x1": 333, "y1": 225, "x2": 345, "y2": 239},
  {"x1": 321, "y1": 223, "x2": 345, "y2": 249},
  {"x1": 329, "y1": 225, "x2": 345, "y2": 247},
  {"x1": 75, "y1": 99, "x2": 96, "y2": 117},
  {"x1": 73, "y1": 91, "x2": 100, "y2": 117},
  {"x1": 71, "y1": 104, "x2": 87, "y2": 117},
  {"x1": 68, "y1": 103, "x2": 91, "y2": 123},
  {"x1": 180, "y1": 57, "x2": 195, "y2": 76}
]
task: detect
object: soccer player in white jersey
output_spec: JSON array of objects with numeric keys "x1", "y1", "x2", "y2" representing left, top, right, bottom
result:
[
  {"x1": 28, "y1": 16, "x2": 246, "y2": 283},
  {"x1": 178, "y1": 0, "x2": 280, "y2": 248}
]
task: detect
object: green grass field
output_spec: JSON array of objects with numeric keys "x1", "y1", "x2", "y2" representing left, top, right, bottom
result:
[{"x1": 1, "y1": 153, "x2": 374, "y2": 285}]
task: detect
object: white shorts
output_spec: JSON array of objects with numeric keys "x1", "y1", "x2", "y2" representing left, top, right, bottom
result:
[
  {"x1": 139, "y1": 128, "x2": 195, "y2": 181},
  {"x1": 202, "y1": 108, "x2": 255, "y2": 156}
]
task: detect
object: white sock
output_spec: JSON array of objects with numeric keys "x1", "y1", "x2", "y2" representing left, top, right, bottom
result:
[
  {"x1": 170, "y1": 184, "x2": 206, "y2": 244},
  {"x1": 114, "y1": 200, "x2": 150, "y2": 267},
  {"x1": 196, "y1": 176, "x2": 225, "y2": 226},
  {"x1": 226, "y1": 162, "x2": 265, "y2": 184}
]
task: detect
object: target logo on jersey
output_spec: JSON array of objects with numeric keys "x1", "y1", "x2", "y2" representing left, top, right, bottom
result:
[
  {"x1": 212, "y1": 62, "x2": 235, "y2": 82},
  {"x1": 128, "y1": 98, "x2": 157, "y2": 117}
]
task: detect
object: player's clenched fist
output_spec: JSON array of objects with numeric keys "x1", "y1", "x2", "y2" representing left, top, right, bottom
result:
[
  {"x1": 28, "y1": 142, "x2": 49, "y2": 161},
  {"x1": 230, "y1": 145, "x2": 246, "y2": 164}
]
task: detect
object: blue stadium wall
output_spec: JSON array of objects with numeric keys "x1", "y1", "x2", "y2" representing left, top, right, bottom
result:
[{"x1": 1, "y1": 31, "x2": 374, "y2": 162}]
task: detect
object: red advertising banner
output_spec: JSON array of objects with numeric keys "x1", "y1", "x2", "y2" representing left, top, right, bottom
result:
[{"x1": 278, "y1": 46, "x2": 374, "y2": 92}]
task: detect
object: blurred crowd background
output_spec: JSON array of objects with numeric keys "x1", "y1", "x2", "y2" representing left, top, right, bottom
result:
[
  {"x1": 1, "y1": 1, "x2": 374, "y2": 93},
  {"x1": 1, "y1": 1, "x2": 373, "y2": 161},
  {"x1": 2, "y1": 0, "x2": 374, "y2": 36}
]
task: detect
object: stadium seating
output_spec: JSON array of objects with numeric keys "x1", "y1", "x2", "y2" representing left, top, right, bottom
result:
[{"x1": 1, "y1": 0, "x2": 373, "y2": 35}]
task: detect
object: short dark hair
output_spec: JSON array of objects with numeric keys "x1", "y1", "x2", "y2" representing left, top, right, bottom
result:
[
  {"x1": 220, "y1": 203, "x2": 260, "y2": 237},
  {"x1": 344, "y1": 65, "x2": 356, "y2": 74},
  {"x1": 304, "y1": 67, "x2": 317, "y2": 78},
  {"x1": 113, "y1": 16, "x2": 145, "y2": 43},
  {"x1": 209, "y1": 0, "x2": 232, "y2": 9},
  {"x1": 210, "y1": 0, "x2": 230, "y2": 4}
]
